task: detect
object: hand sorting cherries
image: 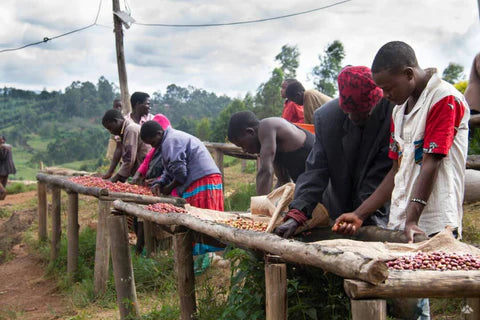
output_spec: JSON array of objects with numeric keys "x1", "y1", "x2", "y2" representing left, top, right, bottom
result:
[
  {"x1": 216, "y1": 217, "x2": 268, "y2": 232},
  {"x1": 386, "y1": 251, "x2": 480, "y2": 271},
  {"x1": 145, "y1": 202, "x2": 187, "y2": 214},
  {"x1": 70, "y1": 176, "x2": 152, "y2": 196}
]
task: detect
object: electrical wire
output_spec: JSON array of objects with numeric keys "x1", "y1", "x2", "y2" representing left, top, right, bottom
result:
[
  {"x1": 134, "y1": 0, "x2": 351, "y2": 28},
  {"x1": 0, "y1": 0, "x2": 104, "y2": 54}
]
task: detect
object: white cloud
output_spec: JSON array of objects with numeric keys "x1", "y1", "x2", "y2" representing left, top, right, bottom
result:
[{"x1": 0, "y1": 0, "x2": 478, "y2": 97}]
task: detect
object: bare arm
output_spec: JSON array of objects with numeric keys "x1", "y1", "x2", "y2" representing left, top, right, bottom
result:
[
  {"x1": 103, "y1": 141, "x2": 122, "y2": 179},
  {"x1": 334, "y1": 160, "x2": 397, "y2": 235},
  {"x1": 256, "y1": 126, "x2": 277, "y2": 195},
  {"x1": 404, "y1": 153, "x2": 443, "y2": 242}
]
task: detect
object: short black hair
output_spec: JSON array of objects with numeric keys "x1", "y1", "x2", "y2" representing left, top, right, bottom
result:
[
  {"x1": 140, "y1": 120, "x2": 162, "y2": 141},
  {"x1": 285, "y1": 81, "x2": 305, "y2": 100},
  {"x1": 130, "y1": 92, "x2": 150, "y2": 108},
  {"x1": 227, "y1": 111, "x2": 260, "y2": 141},
  {"x1": 102, "y1": 109, "x2": 123, "y2": 125},
  {"x1": 371, "y1": 41, "x2": 419, "y2": 74},
  {"x1": 283, "y1": 78, "x2": 297, "y2": 86}
]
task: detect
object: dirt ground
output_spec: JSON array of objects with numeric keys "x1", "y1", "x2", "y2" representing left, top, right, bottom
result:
[{"x1": 0, "y1": 191, "x2": 74, "y2": 320}]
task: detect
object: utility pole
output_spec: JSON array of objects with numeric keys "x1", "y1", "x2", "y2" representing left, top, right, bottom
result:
[{"x1": 112, "y1": 0, "x2": 131, "y2": 114}]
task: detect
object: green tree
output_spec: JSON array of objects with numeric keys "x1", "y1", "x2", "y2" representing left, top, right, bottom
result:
[
  {"x1": 255, "y1": 68, "x2": 284, "y2": 118},
  {"x1": 275, "y1": 44, "x2": 300, "y2": 79},
  {"x1": 442, "y1": 62, "x2": 464, "y2": 84},
  {"x1": 196, "y1": 117, "x2": 211, "y2": 141},
  {"x1": 311, "y1": 40, "x2": 345, "y2": 97},
  {"x1": 211, "y1": 98, "x2": 252, "y2": 142}
]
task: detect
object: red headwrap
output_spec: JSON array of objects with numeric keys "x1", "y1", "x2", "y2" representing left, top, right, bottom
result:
[{"x1": 338, "y1": 66, "x2": 383, "y2": 113}]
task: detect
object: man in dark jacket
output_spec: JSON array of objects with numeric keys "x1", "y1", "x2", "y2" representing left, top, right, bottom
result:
[{"x1": 275, "y1": 66, "x2": 394, "y2": 238}]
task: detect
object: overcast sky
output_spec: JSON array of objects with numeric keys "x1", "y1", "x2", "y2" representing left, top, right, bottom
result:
[{"x1": 1, "y1": 0, "x2": 479, "y2": 98}]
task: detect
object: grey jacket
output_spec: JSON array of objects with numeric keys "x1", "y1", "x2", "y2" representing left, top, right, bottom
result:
[{"x1": 289, "y1": 97, "x2": 394, "y2": 227}]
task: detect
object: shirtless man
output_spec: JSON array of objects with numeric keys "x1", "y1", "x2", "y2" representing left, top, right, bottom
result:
[{"x1": 227, "y1": 111, "x2": 314, "y2": 195}]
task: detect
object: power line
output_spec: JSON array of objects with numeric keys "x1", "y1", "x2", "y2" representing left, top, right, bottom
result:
[
  {"x1": 0, "y1": 0, "x2": 104, "y2": 54},
  {"x1": 134, "y1": 0, "x2": 351, "y2": 28}
]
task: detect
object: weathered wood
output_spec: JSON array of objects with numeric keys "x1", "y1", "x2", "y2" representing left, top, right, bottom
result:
[
  {"x1": 466, "y1": 298, "x2": 480, "y2": 320},
  {"x1": 50, "y1": 186, "x2": 61, "y2": 262},
  {"x1": 108, "y1": 213, "x2": 140, "y2": 320},
  {"x1": 465, "y1": 169, "x2": 480, "y2": 203},
  {"x1": 94, "y1": 200, "x2": 111, "y2": 296},
  {"x1": 37, "y1": 181, "x2": 47, "y2": 241},
  {"x1": 344, "y1": 271, "x2": 480, "y2": 299},
  {"x1": 143, "y1": 220, "x2": 155, "y2": 257},
  {"x1": 213, "y1": 150, "x2": 224, "y2": 189},
  {"x1": 37, "y1": 173, "x2": 108, "y2": 197},
  {"x1": 467, "y1": 155, "x2": 480, "y2": 170},
  {"x1": 204, "y1": 142, "x2": 257, "y2": 160},
  {"x1": 241, "y1": 159, "x2": 247, "y2": 172},
  {"x1": 113, "y1": 200, "x2": 388, "y2": 284},
  {"x1": 112, "y1": 0, "x2": 132, "y2": 114},
  {"x1": 67, "y1": 192, "x2": 79, "y2": 277},
  {"x1": 100, "y1": 192, "x2": 186, "y2": 206},
  {"x1": 265, "y1": 255, "x2": 287, "y2": 320},
  {"x1": 351, "y1": 299, "x2": 386, "y2": 320},
  {"x1": 173, "y1": 230, "x2": 196, "y2": 320}
]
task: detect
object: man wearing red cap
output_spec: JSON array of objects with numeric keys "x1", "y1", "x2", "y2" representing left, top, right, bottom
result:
[{"x1": 275, "y1": 66, "x2": 395, "y2": 238}]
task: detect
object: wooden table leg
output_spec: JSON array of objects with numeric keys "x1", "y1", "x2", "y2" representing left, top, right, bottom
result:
[
  {"x1": 94, "y1": 199, "x2": 111, "y2": 296},
  {"x1": 50, "y1": 186, "x2": 61, "y2": 262},
  {"x1": 173, "y1": 229, "x2": 196, "y2": 320},
  {"x1": 351, "y1": 299, "x2": 386, "y2": 320},
  {"x1": 109, "y1": 213, "x2": 140, "y2": 320},
  {"x1": 466, "y1": 298, "x2": 480, "y2": 320},
  {"x1": 67, "y1": 192, "x2": 79, "y2": 279},
  {"x1": 37, "y1": 181, "x2": 47, "y2": 241},
  {"x1": 144, "y1": 220, "x2": 155, "y2": 258},
  {"x1": 265, "y1": 254, "x2": 287, "y2": 320}
]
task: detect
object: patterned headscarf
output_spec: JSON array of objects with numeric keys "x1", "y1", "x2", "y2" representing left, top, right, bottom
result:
[{"x1": 338, "y1": 66, "x2": 383, "y2": 113}]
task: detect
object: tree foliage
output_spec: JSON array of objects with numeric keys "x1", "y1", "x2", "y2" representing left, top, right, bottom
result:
[
  {"x1": 210, "y1": 97, "x2": 253, "y2": 143},
  {"x1": 311, "y1": 40, "x2": 345, "y2": 97},
  {"x1": 275, "y1": 44, "x2": 300, "y2": 79},
  {"x1": 254, "y1": 68, "x2": 284, "y2": 119},
  {"x1": 442, "y1": 62, "x2": 464, "y2": 84}
]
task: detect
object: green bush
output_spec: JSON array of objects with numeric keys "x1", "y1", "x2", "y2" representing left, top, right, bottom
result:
[
  {"x1": 5, "y1": 182, "x2": 36, "y2": 195},
  {"x1": 224, "y1": 183, "x2": 256, "y2": 211}
]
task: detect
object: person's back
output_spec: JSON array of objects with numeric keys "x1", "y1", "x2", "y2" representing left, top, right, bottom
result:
[{"x1": 160, "y1": 127, "x2": 220, "y2": 196}]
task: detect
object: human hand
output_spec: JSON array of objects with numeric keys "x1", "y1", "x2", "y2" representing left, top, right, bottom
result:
[
  {"x1": 131, "y1": 172, "x2": 144, "y2": 185},
  {"x1": 404, "y1": 222, "x2": 427, "y2": 243},
  {"x1": 102, "y1": 172, "x2": 113, "y2": 180},
  {"x1": 151, "y1": 184, "x2": 162, "y2": 196},
  {"x1": 274, "y1": 219, "x2": 300, "y2": 238},
  {"x1": 332, "y1": 212, "x2": 364, "y2": 235}
]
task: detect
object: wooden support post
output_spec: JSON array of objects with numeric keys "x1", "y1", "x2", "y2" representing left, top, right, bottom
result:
[
  {"x1": 112, "y1": 0, "x2": 132, "y2": 114},
  {"x1": 265, "y1": 255, "x2": 287, "y2": 320},
  {"x1": 241, "y1": 159, "x2": 247, "y2": 172},
  {"x1": 67, "y1": 192, "x2": 79, "y2": 278},
  {"x1": 50, "y1": 186, "x2": 61, "y2": 262},
  {"x1": 143, "y1": 220, "x2": 155, "y2": 257},
  {"x1": 173, "y1": 229, "x2": 197, "y2": 320},
  {"x1": 37, "y1": 181, "x2": 47, "y2": 241},
  {"x1": 108, "y1": 213, "x2": 140, "y2": 320},
  {"x1": 94, "y1": 200, "x2": 111, "y2": 296},
  {"x1": 213, "y1": 149, "x2": 224, "y2": 190},
  {"x1": 351, "y1": 299, "x2": 386, "y2": 320},
  {"x1": 466, "y1": 298, "x2": 480, "y2": 320}
]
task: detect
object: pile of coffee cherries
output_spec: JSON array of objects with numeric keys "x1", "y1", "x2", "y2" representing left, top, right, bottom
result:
[
  {"x1": 70, "y1": 176, "x2": 152, "y2": 195},
  {"x1": 216, "y1": 217, "x2": 268, "y2": 232},
  {"x1": 386, "y1": 251, "x2": 480, "y2": 271},
  {"x1": 145, "y1": 202, "x2": 187, "y2": 214}
]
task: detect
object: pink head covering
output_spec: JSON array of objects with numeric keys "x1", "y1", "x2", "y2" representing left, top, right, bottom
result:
[{"x1": 152, "y1": 113, "x2": 171, "y2": 129}]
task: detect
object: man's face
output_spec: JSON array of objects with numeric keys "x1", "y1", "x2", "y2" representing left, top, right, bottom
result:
[
  {"x1": 281, "y1": 81, "x2": 288, "y2": 99},
  {"x1": 373, "y1": 69, "x2": 414, "y2": 106},
  {"x1": 103, "y1": 119, "x2": 123, "y2": 136},
  {"x1": 142, "y1": 131, "x2": 164, "y2": 148},
  {"x1": 135, "y1": 97, "x2": 151, "y2": 116},
  {"x1": 231, "y1": 129, "x2": 260, "y2": 154},
  {"x1": 113, "y1": 100, "x2": 123, "y2": 111},
  {"x1": 346, "y1": 110, "x2": 371, "y2": 127}
]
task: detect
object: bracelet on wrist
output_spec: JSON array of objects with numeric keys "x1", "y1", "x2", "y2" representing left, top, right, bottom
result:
[{"x1": 411, "y1": 198, "x2": 427, "y2": 206}]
